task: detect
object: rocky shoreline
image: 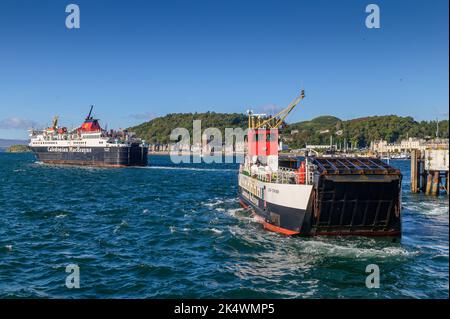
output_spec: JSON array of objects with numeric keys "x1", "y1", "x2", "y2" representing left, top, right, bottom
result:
[{"x1": 5, "y1": 144, "x2": 31, "y2": 153}]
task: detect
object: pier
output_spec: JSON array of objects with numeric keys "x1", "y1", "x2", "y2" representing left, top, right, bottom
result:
[{"x1": 411, "y1": 149, "x2": 449, "y2": 196}]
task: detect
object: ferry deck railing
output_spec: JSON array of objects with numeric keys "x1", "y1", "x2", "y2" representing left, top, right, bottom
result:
[{"x1": 240, "y1": 163, "x2": 315, "y2": 185}]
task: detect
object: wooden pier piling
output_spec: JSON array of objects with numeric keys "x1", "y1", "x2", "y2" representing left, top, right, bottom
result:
[
  {"x1": 425, "y1": 173, "x2": 432, "y2": 195},
  {"x1": 445, "y1": 172, "x2": 450, "y2": 195},
  {"x1": 420, "y1": 165, "x2": 427, "y2": 192},
  {"x1": 410, "y1": 149, "x2": 421, "y2": 193},
  {"x1": 431, "y1": 171, "x2": 440, "y2": 196},
  {"x1": 410, "y1": 149, "x2": 449, "y2": 196}
]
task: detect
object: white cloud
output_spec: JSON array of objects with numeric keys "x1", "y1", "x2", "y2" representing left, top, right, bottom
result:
[{"x1": 0, "y1": 117, "x2": 38, "y2": 129}]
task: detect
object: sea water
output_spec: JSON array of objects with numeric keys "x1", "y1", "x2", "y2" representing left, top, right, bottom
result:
[{"x1": 0, "y1": 153, "x2": 448, "y2": 298}]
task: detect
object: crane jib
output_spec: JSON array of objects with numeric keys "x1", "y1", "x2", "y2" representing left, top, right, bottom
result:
[{"x1": 248, "y1": 90, "x2": 305, "y2": 130}]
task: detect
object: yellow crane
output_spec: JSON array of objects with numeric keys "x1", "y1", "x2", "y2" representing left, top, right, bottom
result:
[{"x1": 248, "y1": 90, "x2": 305, "y2": 129}]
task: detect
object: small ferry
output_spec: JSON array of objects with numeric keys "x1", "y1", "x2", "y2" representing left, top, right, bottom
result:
[
  {"x1": 238, "y1": 91, "x2": 402, "y2": 236},
  {"x1": 29, "y1": 106, "x2": 148, "y2": 167}
]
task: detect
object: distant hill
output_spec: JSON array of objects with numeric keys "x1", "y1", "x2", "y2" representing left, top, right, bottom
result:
[
  {"x1": 129, "y1": 113, "x2": 449, "y2": 148},
  {"x1": 129, "y1": 112, "x2": 248, "y2": 143},
  {"x1": 286, "y1": 116, "x2": 341, "y2": 133},
  {"x1": 285, "y1": 115, "x2": 449, "y2": 149}
]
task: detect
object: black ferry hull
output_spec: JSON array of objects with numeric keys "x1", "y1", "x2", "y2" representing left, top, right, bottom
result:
[
  {"x1": 31, "y1": 145, "x2": 148, "y2": 167},
  {"x1": 238, "y1": 172, "x2": 402, "y2": 237}
]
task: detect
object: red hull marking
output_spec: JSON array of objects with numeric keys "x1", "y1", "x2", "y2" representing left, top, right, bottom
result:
[
  {"x1": 263, "y1": 222, "x2": 300, "y2": 236},
  {"x1": 239, "y1": 200, "x2": 249, "y2": 209}
]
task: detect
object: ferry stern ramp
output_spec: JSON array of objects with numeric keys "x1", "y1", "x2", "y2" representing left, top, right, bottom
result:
[{"x1": 306, "y1": 157, "x2": 402, "y2": 237}]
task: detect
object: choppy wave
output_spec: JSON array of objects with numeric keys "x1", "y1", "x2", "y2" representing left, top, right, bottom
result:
[
  {"x1": 298, "y1": 239, "x2": 419, "y2": 259},
  {"x1": 403, "y1": 200, "x2": 449, "y2": 216},
  {"x1": 203, "y1": 199, "x2": 225, "y2": 207},
  {"x1": 0, "y1": 153, "x2": 448, "y2": 299}
]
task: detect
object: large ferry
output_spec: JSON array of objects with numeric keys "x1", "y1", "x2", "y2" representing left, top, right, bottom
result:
[
  {"x1": 238, "y1": 91, "x2": 402, "y2": 236},
  {"x1": 29, "y1": 107, "x2": 148, "y2": 167}
]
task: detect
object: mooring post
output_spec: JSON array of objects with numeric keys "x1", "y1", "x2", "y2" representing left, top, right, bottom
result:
[
  {"x1": 417, "y1": 150, "x2": 422, "y2": 191},
  {"x1": 420, "y1": 156, "x2": 427, "y2": 192},
  {"x1": 411, "y1": 150, "x2": 418, "y2": 193},
  {"x1": 425, "y1": 172, "x2": 433, "y2": 195},
  {"x1": 420, "y1": 154, "x2": 427, "y2": 192},
  {"x1": 447, "y1": 171, "x2": 449, "y2": 196},
  {"x1": 432, "y1": 171, "x2": 440, "y2": 196}
]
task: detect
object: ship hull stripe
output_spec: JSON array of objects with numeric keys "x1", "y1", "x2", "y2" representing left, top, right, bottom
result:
[{"x1": 262, "y1": 222, "x2": 300, "y2": 236}]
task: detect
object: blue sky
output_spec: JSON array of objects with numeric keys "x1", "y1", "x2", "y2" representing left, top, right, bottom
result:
[{"x1": 0, "y1": 0, "x2": 448, "y2": 139}]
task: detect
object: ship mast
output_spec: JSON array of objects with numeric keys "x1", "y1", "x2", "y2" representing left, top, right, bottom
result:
[{"x1": 86, "y1": 105, "x2": 94, "y2": 120}]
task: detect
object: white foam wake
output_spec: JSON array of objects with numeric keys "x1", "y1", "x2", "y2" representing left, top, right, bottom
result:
[{"x1": 403, "y1": 200, "x2": 449, "y2": 216}]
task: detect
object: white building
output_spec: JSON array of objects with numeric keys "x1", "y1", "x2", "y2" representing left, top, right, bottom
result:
[{"x1": 371, "y1": 138, "x2": 449, "y2": 153}]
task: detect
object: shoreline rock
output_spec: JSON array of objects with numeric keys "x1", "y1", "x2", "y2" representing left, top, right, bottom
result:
[{"x1": 5, "y1": 144, "x2": 31, "y2": 153}]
